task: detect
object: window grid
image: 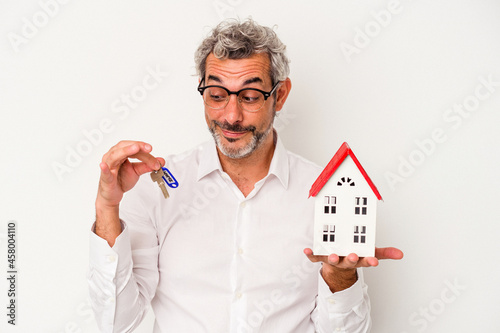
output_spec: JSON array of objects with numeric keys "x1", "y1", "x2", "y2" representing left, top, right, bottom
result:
[
  {"x1": 353, "y1": 225, "x2": 366, "y2": 243},
  {"x1": 323, "y1": 196, "x2": 337, "y2": 214},
  {"x1": 322, "y1": 225, "x2": 335, "y2": 242},
  {"x1": 355, "y1": 197, "x2": 368, "y2": 215}
]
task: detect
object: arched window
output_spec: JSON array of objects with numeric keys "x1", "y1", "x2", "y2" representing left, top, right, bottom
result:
[{"x1": 337, "y1": 177, "x2": 355, "y2": 186}]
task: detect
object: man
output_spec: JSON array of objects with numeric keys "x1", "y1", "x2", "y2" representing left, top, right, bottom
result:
[{"x1": 88, "y1": 19, "x2": 403, "y2": 332}]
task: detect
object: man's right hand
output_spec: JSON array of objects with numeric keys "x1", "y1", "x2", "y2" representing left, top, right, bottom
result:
[{"x1": 95, "y1": 141, "x2": 164, "y2": 246}]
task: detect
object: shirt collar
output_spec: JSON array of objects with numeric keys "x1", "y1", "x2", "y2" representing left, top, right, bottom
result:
[
  {"x1": 196, "y1": 139, "x2": 223, "y2": 181},
  {"x1": 267, "y1": 132, "x2": 290, "y2": 189},
  {"x1": 196, "y1": 131, "x2": 290, "y2": 190}
]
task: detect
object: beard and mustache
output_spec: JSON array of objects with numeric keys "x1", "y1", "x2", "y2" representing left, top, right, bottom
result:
[{"x1": 208, "y1": 118, "x2": 274, "y2": 159}]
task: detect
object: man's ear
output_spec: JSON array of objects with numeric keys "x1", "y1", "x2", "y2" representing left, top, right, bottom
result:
[{"x1": 275, "y1": 78, "x2": 292, "y2": 112}]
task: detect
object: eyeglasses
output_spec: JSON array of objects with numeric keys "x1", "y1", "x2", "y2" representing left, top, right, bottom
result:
[{"x1": 197, "y1": 78, "x2": 281, "y2": 112}]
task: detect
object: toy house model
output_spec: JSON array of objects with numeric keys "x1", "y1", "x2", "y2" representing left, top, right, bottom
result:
[{"x1": 309, "y1": 142, "x2": 382, "y2": 257}]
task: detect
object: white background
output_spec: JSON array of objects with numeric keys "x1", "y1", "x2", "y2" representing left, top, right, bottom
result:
[{"x1": 1, "y1": 0, "x2": 499, "y2": 332}]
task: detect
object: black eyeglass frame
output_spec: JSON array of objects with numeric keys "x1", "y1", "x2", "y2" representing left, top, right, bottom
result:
[{"x1": 197, "y1": 78, "x2": 281, "y2": 111}]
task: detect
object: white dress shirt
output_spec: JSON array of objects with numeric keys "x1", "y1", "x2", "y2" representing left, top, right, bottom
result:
[{"x1": 88, "y1": 136, "x2": 371, "y2": 333}]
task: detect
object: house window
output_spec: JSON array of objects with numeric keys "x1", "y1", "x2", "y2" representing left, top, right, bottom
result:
[
  {"x1": 355, "y1": 197, "x2": 368, "y2": 215},
  {"x1": 354, "y1": 225, "x2": 366, "y2": 243},
  {"x1": 324, "y1": 196, "x2": 336, "y2": 214},
  {"x1": 337, "y1": 177, "x2": 355, "y2": 186},
  {"x1": 322, "y1": 225, "x2": 335, "y2": 242}
]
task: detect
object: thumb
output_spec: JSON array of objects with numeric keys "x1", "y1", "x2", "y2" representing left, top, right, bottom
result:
[
  {"x1": 375, "y1": 247, "x2": 404, "y2": 260},
  {"x1": 99, "y1": 162, "x2": 115, "y2": 185}
]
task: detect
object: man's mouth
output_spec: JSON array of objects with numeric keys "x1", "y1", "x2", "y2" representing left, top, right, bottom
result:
[
  {"x1": 221, "y1": 129, "x2": 247, "y2": 139},
  {"x1": 214, "y1": 121, "x2": 256, "y2": 141}
]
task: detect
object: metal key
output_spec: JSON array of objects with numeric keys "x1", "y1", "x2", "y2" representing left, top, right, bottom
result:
[{"x1": 150, "y1": 169, "x2": 169, "y2": 199}]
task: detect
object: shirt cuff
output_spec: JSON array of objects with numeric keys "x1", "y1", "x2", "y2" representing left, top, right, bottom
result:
[
  {"x1": 89, "y1": 221, "x2": 132, "y2": 273},
  {"x1": 317, "y1": 267, "x2": 366, "y2": 314}
]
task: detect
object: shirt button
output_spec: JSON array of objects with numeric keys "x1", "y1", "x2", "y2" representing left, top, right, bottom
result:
[
  {"x1": 238, "y1": 248, "x2": 244, "y2": 255},
  {"x1": 336, "y1": 328, "x2": 341, "y2": 332},
  {"x1": 240, "y1": 202, "x2": 246, "y2": 208},
  {"x1": 329, "y1": 299, "x2": 336, "y2": 304},
  {"x1": 107, "y1": 297, "x2": 115, "y2": 303},
  {"x1": 106, "y1": 255, "x2": 116, "y2": 263},
  {"x1": 236, "y1": 292, "x2": 242, "y2": 299}
]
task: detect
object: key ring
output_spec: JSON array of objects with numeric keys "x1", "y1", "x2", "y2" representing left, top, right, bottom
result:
[{"x1": 161, "y1": 167, "x2": 179, "y2": 188}]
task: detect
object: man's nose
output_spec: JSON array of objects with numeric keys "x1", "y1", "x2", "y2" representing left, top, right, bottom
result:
[{"x1": 223, "y1": 94, "x2": 244, "y2": 124}]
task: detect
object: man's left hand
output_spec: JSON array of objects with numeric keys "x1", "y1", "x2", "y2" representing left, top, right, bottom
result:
[{"x1": 303, "y1": 247, "x2": 404, "y2": 292}]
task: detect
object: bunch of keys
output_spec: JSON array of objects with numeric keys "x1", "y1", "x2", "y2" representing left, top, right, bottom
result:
[{"x1": 150, "y1": 167, "x2": 179, "y2": 199}]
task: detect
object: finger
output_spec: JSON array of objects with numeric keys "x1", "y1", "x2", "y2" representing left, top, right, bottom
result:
[
  {"x1": 103, "y1": 142, "x2": 142, "y2": 169},
  {"x1": 357, "y1": 256, "x2": 379, "y2": 267},
  {"x1": 375, "y1": 247, "x2": 404, "y2": 260},
  {"x1": 303, "y1": 248, "x2": 313, "y2": 256},
  {"x1": 303, "y1": 248, "x2": 328, "y2": 263},
  {"x1": 327, "y1": 253, "x2": 340, "y2": 265},
  {"x1": 128, "y1": 144, "x2": 165, "y2": 171},
  {"x1": 130, "y1": 157, "x2": 166, "y2": 176},
  {"x1": 338, "y1": 253, "x2": 359, "y2": 269},
  {"x1": 106, "y1": 142, "x2": 160, "y2": 170},
  {"x1": 99, "y1": 162, "x2": 114, "y2": 185},
  {"x1": 129, "y1": 150, "x2": 163, "y2": 171}
]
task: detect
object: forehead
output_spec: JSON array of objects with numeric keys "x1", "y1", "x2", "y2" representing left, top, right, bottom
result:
[{"x1": 205, "y1": 53, "x2": 272, "y2": 83}]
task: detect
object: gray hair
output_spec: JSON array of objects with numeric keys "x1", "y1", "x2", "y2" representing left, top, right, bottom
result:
[{"x1": 195, "y1": 18, "x2": 290, "y2": 84}]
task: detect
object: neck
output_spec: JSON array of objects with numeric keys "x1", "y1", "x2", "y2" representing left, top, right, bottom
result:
[{"x1": 218, "y1": 131, "x2": 276, "y2": 197}]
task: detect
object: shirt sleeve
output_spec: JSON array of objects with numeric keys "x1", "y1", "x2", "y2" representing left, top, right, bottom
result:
[
  {"x1": 87, "y1": 220, "x2": 159, "y2": 333},
  {"x1": 311, "y1": 267, "x2": 371, "y2": 332}
]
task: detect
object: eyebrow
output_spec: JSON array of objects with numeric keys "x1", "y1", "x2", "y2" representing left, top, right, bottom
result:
[
  {"x1": 207, "y1": 75, "x2": 264, "y2": 86},
  {"x1": 207, "y1": 75, "x2": 222, "y2": 83},
  {"x1": 243, "y1": 77, "x2": 263, "y2": 85}
]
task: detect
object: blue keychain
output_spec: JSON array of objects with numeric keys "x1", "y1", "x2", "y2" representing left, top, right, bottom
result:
[{"x1": 161, "y1": 167, "x2": 179, "y2": 188}]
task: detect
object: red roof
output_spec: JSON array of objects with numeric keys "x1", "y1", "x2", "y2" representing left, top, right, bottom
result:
[{"x1": 309, "y1": 142, "x2": 382, "y2": 200}]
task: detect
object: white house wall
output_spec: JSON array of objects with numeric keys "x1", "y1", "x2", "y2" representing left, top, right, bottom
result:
[{"x1": 313, "y1": 155, "x2": 377, "y2": 257}]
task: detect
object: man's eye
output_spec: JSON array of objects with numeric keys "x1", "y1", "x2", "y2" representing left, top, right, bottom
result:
[
  {"x1": 210, "y1": 94, "x2": 225, "y2": 101},
  {"x1": 207, "y1": 88, "x2": 227, "y2": 101},
  {"x1": 240, "y1": 91, "x2": 262, "y2": 103}
]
